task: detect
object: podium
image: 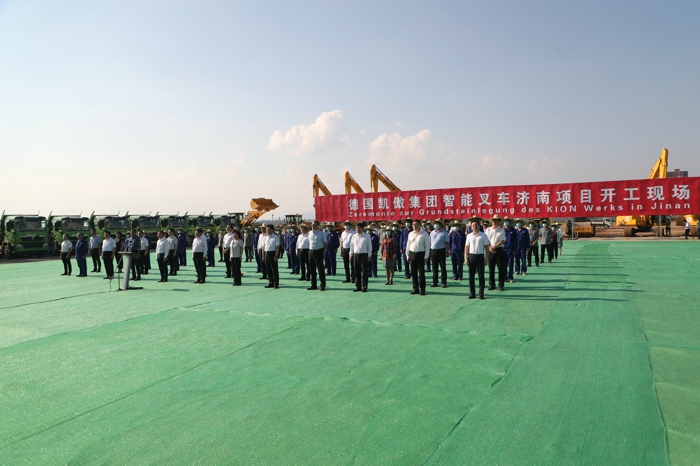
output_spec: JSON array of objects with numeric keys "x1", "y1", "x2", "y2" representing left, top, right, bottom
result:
[{"x1": 117, "y1": 252, "x2": 143, "y2": 291}]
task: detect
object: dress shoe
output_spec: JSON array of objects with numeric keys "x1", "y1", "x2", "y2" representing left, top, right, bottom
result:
[
  {"x1": 259, "y1": 277, "x2": 267, "y2": 280},
  {"x1": 342, "y1": 280, "x2": 351, "y2": 283},
  {"x1": 298, "y1": 277, "x2": 306, "y2": 281},
  {"x1": 61, "y1": 273, "x2": 67, "y2": 276},
  {"x1": 411, "y1": 290, "x2": 419, "y2": 295},
  {"x1": 468, "y1": 295, "x2": 476, "y2": 299},
  {"x1": 488, "y1": 286, "x2": 496, "y2": 291},
  {"x1": 479, "y1": 295, "x2": 485, "y2": 299},
  {"x1": 274, "y1": 284, "x2": 279, "y2": 289},
  {"x1": 194, "y1": 281, "x2": 201, "y2": 284},
  {"x1": 319, "y1": 286, "x2": 325, "y2": 291},
  {"x1": 499, "y1": 286, "x2": 505, "y2": 291},
  {"x1": 420, "y1": 291, "x2": 426, "y2": 296},
  {"x1": 307, "y1": 286, "x2": 318, "y2": 290},
  {"x1": 361, "y1": 288, "x2": 367, "y2": 293},
  {"x1": 441, "y1": 284, "x2": 447, "y2": 288},
  {"x1": 430, "y1": 284, "x2": 439, "y2": 288},
  {"x1": 103, "y1": 276, "x2": 110, "y2": 279},
  {"x1": 265, "y1": 284, "x2": 274, "y2": 289}
]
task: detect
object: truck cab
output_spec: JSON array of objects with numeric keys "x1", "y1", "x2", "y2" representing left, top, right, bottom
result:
[
  {"x1": 189, "y1": 214, "x2": 217, "y2": 238},
  {"x1": 90, "y1": 214, "x2": 133, "y2": 238},
  {"x1": 161, "y1": 215, "x2": 190, "y2": 245},
  {"x1": 49, "y1": 215, "x2": 90, "y2": 244},
  {"x1": 216, "y1": 213, "x2": 245, "y2": 229},
  {"x1": 130, "y1": 214, "x2": 161, "y2": 247},
  {"x1": 1, "y1": 213, "x2": 49, "y2": 258}
]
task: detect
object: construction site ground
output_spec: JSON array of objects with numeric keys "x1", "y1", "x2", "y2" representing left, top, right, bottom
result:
[{"x1": 1, "y1": 239, "x2": 698, "y2": 465}]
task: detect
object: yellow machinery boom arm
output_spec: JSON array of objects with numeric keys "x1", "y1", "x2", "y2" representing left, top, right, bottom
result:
[
  {"x1": 370, "y1": 164, "x2": 400, "y2": 192},
  {"x1": 345, "y1": 172, "x2": 365, "y2": 194},
  {"x1": 242, "y1": 198, "x2": 278, "y2": 227},
  {"x1": 313, "y1": 174, "x2": 332, "y2": 197},
  {"x1": 616, "y1": 148, "x2": 669, "y2": 231}
]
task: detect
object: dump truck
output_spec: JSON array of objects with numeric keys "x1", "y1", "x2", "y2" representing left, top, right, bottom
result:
[
  {"x1": 189, "y1": 213, "x2": 217, "y2": 236},
  {"x1": 1, "y1": 212, "x2": 49, "y2": 258},
  {"x1": 90, "y1": 213, "x2": 133, "y2": 238},
  {"x1": 49, "y1": 214, "x2": 91, "y2": 243},
  {"x1": 129, "y1": 213, "x2": 162, "y2": 246}
]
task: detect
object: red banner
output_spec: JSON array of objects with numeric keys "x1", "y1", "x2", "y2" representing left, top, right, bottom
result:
[{"x1": 314, "y1": 177, "x2": 700, "y2": 222}]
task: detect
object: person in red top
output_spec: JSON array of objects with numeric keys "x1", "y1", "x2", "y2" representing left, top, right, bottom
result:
[{"x1": 381, "y1": 224, "x2": 397, "y2": 285}]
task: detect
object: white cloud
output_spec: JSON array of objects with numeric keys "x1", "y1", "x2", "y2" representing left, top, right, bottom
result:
[
  {"x1": 267, "y1": 110, "x2": 348, "y2": 156},
  {"x1": 395, "y1": 121, "x2": 402, "y2": 127},
  {"x1": 368, "y1": 129, "x2": 441, "y2": 166},
  {"x1": 358, "y1": 129, "x2": 366, "y2": 135}
]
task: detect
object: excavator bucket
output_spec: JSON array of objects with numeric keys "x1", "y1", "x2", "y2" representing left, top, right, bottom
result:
[{"x1": 250, "y1": 198, "x2": 278, "y2": 212}]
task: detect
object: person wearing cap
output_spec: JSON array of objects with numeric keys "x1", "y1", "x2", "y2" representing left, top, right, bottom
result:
[
  {"x1": 191, "y1": 228, "x2": 208, "y2": 284},
  {"x1": 350, "y1": 222, "x2": 371, "y2": 292},
  {"x1": 556, "y1": 224, "x2": 564, "y2": 256},
  {"x1": 222, "y1": 224, "x2": 234, "y2": 278},
  {"x1": 324, "y1": 224, "x2": 340, "y2": 277},
  {"x1": 502, "y1": 217, "x2": 517, "y2": 283},
  {"x1": 550, "y1": 224, "x2": 559, "y2": 259},
  {"x1": 527, "y1": 220, "x2": 540, "y2": 267},
  {"x1": 340, "y1": 221, "x2": 356, "y2": 284},
  {"x1": 296, "y1": 224, "x2": 311, "y2": 281},
  {"x1": 308, "y1": 220, "x2": 328, "y2": 291},
  {"x1": 381, "y1": 225, "x2": 397, "y2": 285},
  {"x1": 449, "y1": 221, "x2": 465, "y2": 281},
  {"x1": 485, "y1": 215, "x2": 506, "y2": 291},
  {"x1": 177, "y1": 229, "x2": 187, "y2": 267},
  {"x1": 400, "y1": 219, "x2": 413, "y2": 279},
  {"x1": 465, "y1": 219, "x2": 489, "y2": 299},
  {"x1": 263, "y1": 224, "x2": 280, "y2": 289},
  {"x1": 429, "y1": 220, "x2": 449, "y2": 288},
  {"x1": 217, "y1": 229, "x2": 225, "y2": 263},
  {"x1": 539, "y1": 220, "x2": 553, "y2": 263},
  {"x1": 406, "y1": 220, "x2": 429, "y2": 295},
  {"x1": 514, "y1": 219, "x2": 530, "y2": 276},
  {"x1": 368, "y1": 226, "x2": 380, "y2": 278}
]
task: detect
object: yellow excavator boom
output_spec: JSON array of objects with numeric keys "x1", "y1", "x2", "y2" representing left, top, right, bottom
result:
[
  {"x1": 345, "y1": 171, "x2": 365, "y2": 194},
  {"x1": 242, "y1": 198, "x2": 278, "y2": 227},
  {"x1": 370, "y1": 164, "x2": 400, "y2": 192},
  {"x1": 313, "y1": 174, "x2": 332, "y2": 197},
  {"x1": 616, "y1": 148, "x2": 669, "y2": 233}
]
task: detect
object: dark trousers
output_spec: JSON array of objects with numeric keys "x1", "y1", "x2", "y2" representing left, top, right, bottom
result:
[
  {"x1": 232, "y1": 257, "x2": 242, "y2": 285},
  {"x1": 145, "y1": 251, "x2": 151, "y2": 271},
  {"x1": 685, "y1": 229, "x2": 690, "y2": 239},
  {"x1": 527, "y1": 246, "x2": 539, "y2": 266},
  {"x1": 131, "y1": 254, "x2": 141, "y2": 280},
  {"x1": 488, "y1": 247, "x2": 506, "y2": 288},
  {"x1": 224, "y1": 254, "x2": 232, "y2": 277},
  {"x1": 310, "y1": 249, "x2": 325, "y2": 288},
  {"x1": 409, "y1": 251, "x2": 426, "y2": 292},
  {"x1": 515, "y1": 249, "x2": 527, "y2": 274},
  {"x1": 551, "y1": 241, "x2": 558, "y2": 259},
  {"x1": 328, "y1": 248, "x2": 337, "y2": 275},
  {"x1": 207, "y1": 249, "x2": 215, "y2": 267},
  {"x1": 505, "y1": 250, "x2": 515, "y2": 280},
  {"x1": 76, "y1": 255, "x2": 87, "y2": 276},
  {"x1": 540, "y1": 244, "x2": 552, "y2": 263},
  {"x1": 354, "y1": 253, "x2": 369, "y2": 290},
  {"x1": 245, "y1": 246, "x2": 253, "y2": 262},
  {"x1": 450, "y1": 251, "x2": 464, "y2": 279},
  {"x1": 287, "y1": 249, "x2": 293, "y2": 269},
  {"x1": 403, "y1": 251, "x2": 412, "y2": 278},
  {"x1": 265, "y1": 251, "x2": 279, "y2": 285},
  {"x1": 290, "y1": 249, "x2": 299, "y2": 274},
  {"x1": 396, "y1": 249, "x2": 402, "y2": 271},
  {"x1": 61, "y1": 252, "x2": 72, "y2": 274},
  {"x1": 255, "y1": 248, "x2": 262, "y2": 272},
  {"x1": 103, "y1": 253, "x2": 114, "y2": 278},
  {"x1": 169, "y1": 251, "x2": 177, "y2": 274},
  {"x1": 468, "y1": 253, "x2": 485, "y2": 297},
  {"x1": 342, "y1": 248, "x2": 354, "y2": 281},
  {"x1": 431, "y1": 248, "x2": 447, "y2": 285},
  {"x1": 157, "y1": 253, "x2": 168, "y2": 281},
  {"x1": 369, "y1": 253, "x2": 377, "y2": 277},
  {"x1": 193, "y1": 251, "x2": 206, "y2": 282},
  {"x1": 218, "y1": 246, "x2": 223, "y2": 261},
  {"x1": 90, "y1": 249, "x2": 101, "y2": 271},
  {"x1": 259, "y1": 249, "x2": 267, "y2": 279},
  {"x1": 299, "y1": 249, "x2": 309, "y2": 279},
  {"x1": 178, "y1": 249, "x2": 186, "y2": 266}
]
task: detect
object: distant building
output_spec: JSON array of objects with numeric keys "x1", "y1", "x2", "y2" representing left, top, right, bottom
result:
[{"x1": 667, "y1": 169, "x2": 689, "y2": 178}]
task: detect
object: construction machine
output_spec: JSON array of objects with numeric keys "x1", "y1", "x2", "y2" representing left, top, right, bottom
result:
[
  {"x1": 129, "y1": 213, "x2": 162, "y2": 246},
  {"x1": 370, "y1": 164, "x2": 401, "y2": 192},
  {"x1": 49, "y1": 214, "x2": 91, "y2": 244},
  {"x1": 313, "y1": 175, "x2": 332, "y2": 197},
  {"x1": 90, "y1": 212, "x2": 132, "y2": 238},
  {"x1": 1, "y1": 212, "x2": 49, "y2": 258},
  {"x1": 285, "y1": 214, "x2": 303, "y2": 225},
  {"x1": 242, "y1": 198, "x2": 278, "y2": 227},
  {"x1": 616, "y1": 148, "x2": 668, "y2": 236},
  {"x1": 217, "y1": 213, "x2": 245, "y2": 229},
  {"x1": 344, "y1": 172, "x2": 364, "y2": 194}
]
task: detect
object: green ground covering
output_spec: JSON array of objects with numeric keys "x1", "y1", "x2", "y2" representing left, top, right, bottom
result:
[{"x1": 0, "y1": 241, "x2": 697, "y2": 464}]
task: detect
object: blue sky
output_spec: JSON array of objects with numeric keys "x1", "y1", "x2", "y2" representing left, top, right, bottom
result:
[{"x1": 1, "y1": 1, "x2": 698, "y2": 219}]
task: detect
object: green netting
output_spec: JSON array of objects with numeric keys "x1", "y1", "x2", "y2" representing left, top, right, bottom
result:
[{"x1": 0, "y1": 241, "x2": 697, "y2": 464}]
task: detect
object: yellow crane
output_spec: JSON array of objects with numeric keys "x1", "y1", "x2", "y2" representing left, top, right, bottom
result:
[
  {"x1": 242, "y1": 198, "x2": 278, "y2": 227},
  {"x1": 344, "y1": 171, "x2": 365, "y2": 194},
  {"x1": 616, "y1": 148, "x2": 668, "y2": 236},
  {"x1": 370, "y1": 164, "x2": 401, "y2": 192},
  {"x1": 312, "y1": 174, "x2": 332, "y2": 197}
]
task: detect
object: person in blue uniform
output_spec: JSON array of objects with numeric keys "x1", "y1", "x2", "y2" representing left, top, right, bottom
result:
[
  {"x1": 392, "y1": 223, "x2": 402, "y2": 273},
  {"x1": 206, "y1": 231, "x2": 217, "y2": 266},
  {"x1": 514, "y1": 219, "x2": 530, "y2": 276},
  {"x1": 429, "y1": 220, "x2": 449, "y2": 288},
  {"x1": 449, "y1": 221, "x2": 465, "y2": 281},
  {"x1": 287, "y1": 226, "x2": 300, "y2": 275},
  {"x1": 502, "y1": 216, "x2": 517, "y2": 283},
  {"x1": 324, "y1": 224, "x2": 340, "y2": 276},
  {"x1": 399, "y1": 219, "x2": 413, "y2": 279},
  {"x1": 368, "y1": 225, "x2": 380, "y2": 278},
  {"x1": 253, "y1": 227, "x2": 262, "y2": 272},
  {"x1": 177, "y1": 229, "x2": 187, "y2": 266},
  {"x1": 75, "y1": 232, "x2": 89, "y2": 277},
  {"x1": 424, "y1": 223, "x2": 432, "y2": 273},
  {"x1": 126, "y1": 228, "x2": 141, "y2": 281},
  {"x1": 284, "y1": 226, "x2": 293, "y2": 270}
]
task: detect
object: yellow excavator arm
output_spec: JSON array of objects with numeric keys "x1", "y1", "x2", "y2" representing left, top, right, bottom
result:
[
  {"x1": 242, "y1": 198, "x2": 278, "y2": 227},
  {"x1": 616, "y1": 148, "x2": 669, "y2": 232},
  {"x1": 345, "y1": 171, "x2": 365, "y2": 194},
  {"x1": 370, "y1": 164, "x2": 400, "y2": 192},
  {"x1": 647, "y1": 148, "x2": 668, "y2": 180},
  {"x1": 313, "y1": 174, "x2": 332, "y2": 197}
]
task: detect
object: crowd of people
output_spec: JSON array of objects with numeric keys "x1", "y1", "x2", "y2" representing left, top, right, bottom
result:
[{"x1": 58, "y1": 216, "x2": 567, "y2": 299}]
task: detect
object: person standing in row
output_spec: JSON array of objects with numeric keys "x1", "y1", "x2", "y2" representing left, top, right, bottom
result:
[
  {"x1": 155, "y1": 230, "x2": 170, "y2": 283},
  {"x1": 324, "y1": 224, "x2": 339, "y2": 277},
  {"x1": 60, "y1": 234, "x2": 73, "y2": 276},
  {"x1": 264, "y1": 225, "x2": 280, "y2": 289},
  {"x1": 114, "y1": 232, "x2": 124, "y2": 274},
  {"x1": 126, "y1": 229, "x2": 141, "y2": 281},
  {"x1": 381, "y1": 225, "x2": 397, "y2": 285},
  {"x1": 368, "y1": 227, "x2": 380, "y2": 278},
  {"x1": 424, "y1": 223, "x2": 433, "y2": 273},
  {"x1": 217, "y1": 230, "x2": 225, "y2": 263},
  {"x1": 47, "y1": 232, "x2": 56, "y2": 258},
  {"x1": 449, "y1": 221, "x2": 465, "y2": 281},
  {"x1": 556, "y1": 225, "x2": 564, "y2": 256},
  {"x1": 540, "y1": 220, "x2": 553, "y2": 263},
  {"x1": 465, "y1": 218, "x2": 488, "y2": 299},
  {"x1": 222, "y1": 224, "x2": 234, "y2": 278},
  {"x1": 515, "y1": 220, "x2": 529, "y2": 276},
  {"x1": 167, "y1": 229, "x2": 179, "y2": 276},
  {"x1": 551, "y1": 225, "x2": 559, "y2": 259},
  {"x1": 101, "y1": 231, "x2": 116, "y2": 280},
  {"x1": 139, "y1": 231, "x2": 150, "y2": 275},
  {"x1": 206, "y1": 231, "x2": 216, "y2": 267},
  {"x1": 288, "y1": 226, "x2": 300, "y2": 275},
  {"x1": 191, "y1": 228, "x2": 207, "y2": 284},
  {"x1": 486, "y1": 215, "x2": 506, "y2": 291},
  {"x1": 177, "y1": 229, "x2": 187, "y2": 266},
  {"x1": 406, "y1": 220, "x2": 429, "y2": 295},
  {"x1": 89, "y1": 229, "x2": 102, "y2": 273},
  {"x1": 243, "y1": 228, "x2": 254, "y2": 262},
  {"x1": 527, "y1": 220, "x2": 540, "y2": 267},
  {"x1": 296, "y1": 224, "x2": 310, "y2": 281},
  {"x1": 340, "y1": 221, "x2": 356, "y2": 284},
  {"x1": 503, "y1": 217, "x2": 516, "y2": 283},
  {"x1": 258, "y1": 226, "x2": 268, "y2": 281},
  {"x1": 350, "y1": 222, "x2": 371, "y2": 292},
  {"x1": 75, "y1": 232, "x2": 88, "y2": 278},
  {"x1": 308, "y1": 220, "x2": 328, "y2": 291},
  {"x1": 429, "y1": 220, "x2": 449, "y2": 288},
  {"x1": 285, "y1": 227, "x2": 294, "y2": 270},
  {"x1": 253, "y1": 227, "x2": 262, "y2": 272},
  {"x1": 400, "y1": 219, "x2": 413, "y2": 279},
  {"x1": 230, "y1": 230, "x2": 244, "y2": 286}
]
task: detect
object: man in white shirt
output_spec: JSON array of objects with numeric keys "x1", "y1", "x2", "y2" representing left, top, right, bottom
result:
[
  {"x1": 263, "y1": 224, "x2": 280, "y2": 289},
  {"x1": 167, "y1": 229, "x2": 179, "y2": 276},
  {"x1": 308, "y1": 220, "x2": 328, "y2": 291},
  {"x1": 222, "y1": 224, "x2": 234, "y2": 279},
  {"x1": 339, "y1": 221, "x2": 356, "y2": 284},
  {"x1": 101, "y1": 231, "x2": 117, "y2": 280},
  {"x1": 405, "y1": 220, "x2": 430, "y2": 295},
  {"x1": 465, "y1": 218, "x2": 489, "y2": 299},
  {"x1": 486, "y1": 214, "x2": 507, "y2": 291},
  {"x1": 350, "y1": 222, "x2": 371, "y2": 292},
  {"x1": 191, "y1": 228, "x2": 208, "y2": 284},
  {"x1": 258, "y1": 227, "x2": 269, "y2": 281},
  {"x1": 138, "y1": 231, "x2": 150, "y2": 276},
  {"x1": 89, "y1": 229, "x2": 102, "y2": 273},
  {"x1": 60, "y1": 234, "x2": 73, "y2": 276},
  {"x1": 155, "y1": 230, "x2": 170, "y2": 282},
  {"x1": 429, "y1": 220, "x2": 450, "y2": 288},
  {"x1": 296, "y1": 224, "x2": 311, "y2": 281}
]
